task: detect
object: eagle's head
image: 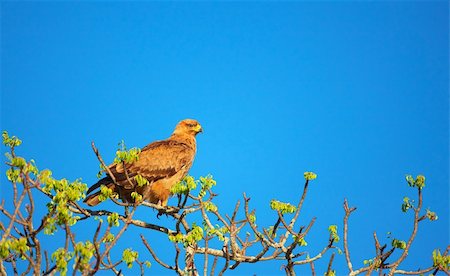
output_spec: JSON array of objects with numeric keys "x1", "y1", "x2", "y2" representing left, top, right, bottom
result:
[{"x1": 174, "y1": 119, "x2": 203, "y2": 136}]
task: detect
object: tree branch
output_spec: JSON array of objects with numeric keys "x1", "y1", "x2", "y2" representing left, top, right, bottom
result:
[{"x1": 343, "y1": 199, "x2": 357, "y2": 275}]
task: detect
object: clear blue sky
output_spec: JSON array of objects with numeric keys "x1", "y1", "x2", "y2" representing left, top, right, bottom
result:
[{"x1": 1, "y1": 1, "x2": 448, "y2": 275}]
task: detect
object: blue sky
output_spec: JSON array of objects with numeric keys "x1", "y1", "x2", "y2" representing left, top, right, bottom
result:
[{"x1": 1, "y1": 1, "x2": 448, "y2": 275}]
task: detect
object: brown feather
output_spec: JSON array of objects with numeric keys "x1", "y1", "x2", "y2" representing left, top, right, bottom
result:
[{"x1": 84, "y1": 119, "x2": 202, "y2": 207}]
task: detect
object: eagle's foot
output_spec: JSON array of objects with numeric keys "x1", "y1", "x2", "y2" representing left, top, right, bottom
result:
[{"x1": 156, "y1": 209, "x2": 170, "y2": 219}]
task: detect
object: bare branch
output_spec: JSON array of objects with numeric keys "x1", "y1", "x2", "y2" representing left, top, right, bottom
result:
[
  {"x1": 343, "y1": 199, "x2": 357, "y2": 274},
  {"x1": 387, "y1": 188, "x2": 423, "y2": 276},
  {"x1": 309, "y1": 261, "x2": 316, "y2": 276},
  {"x1": 218, "y1": 244, "x2": 230, "y2": 276},
  {"x1": 289, "y1": 179, "x2": 310, "y2": 229},
  {"x1": 140, "y1": 234, "x2": 175, "y2": 270},
  {"x1": 210, "y1": 256, "x2": 219, "y2": 276},
  {"x1": 91, "y1": 142, "x2": 118, "y2": 185},
  {"x1": 1, "y1": 184, "x2": 28, "y2": 241},
  {"x1": 174, "y1": 243, "x2": 182, "y2": 275},
  {"x1": 326, "y1": 252, "x2": 335, "y2": 275},
  {"x1": 392, "y1": 267, "x2": 436, "y2": 275},
  {"x1": 203, "y1": 235, "x2": 209, "y2": 276}
]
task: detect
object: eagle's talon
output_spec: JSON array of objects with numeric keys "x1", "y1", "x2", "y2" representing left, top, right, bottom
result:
[{"x1": 156, "y1": 205, "x2": 171, "y2": 218}]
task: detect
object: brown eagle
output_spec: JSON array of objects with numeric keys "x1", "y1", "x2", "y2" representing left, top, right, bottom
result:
[{"x1": 84, "y1": 119, "x2": 202, "y2": 207}]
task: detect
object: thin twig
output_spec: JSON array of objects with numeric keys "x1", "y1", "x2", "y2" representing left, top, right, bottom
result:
[
  {"x1": 210, "y1": 256, "x2": 219, "y2": 276},
  {"x1": 343, "y1": 199, "x2": 357, "y2": 274},
  {"x1": 140, "y1": 235, "x2": 175, "y2": 270},
  {"x1": 289, "y1": 179, "x2": 310, "y2": 229},
  {"x1": 91, "y1": 142, "x2": 118, "y2": 185},
  {"x1": 326, "y1": 252, "x2": 335, "y2": 275},
  {"x1": 310, "y1": 260, "x2": 316, "y2": 276},
  {"x1": 387, "y1": 188, "x2": 423, "y2": 276},
  {"x1": 204, "y1": 235, "x2": 209, "y2": 276},
  {"x1": 218, "y1": 244, "x2": 230, "y2": 276}
]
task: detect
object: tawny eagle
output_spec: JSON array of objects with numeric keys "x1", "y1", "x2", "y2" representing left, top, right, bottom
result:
[{"x1": 84, "y1": 119, "x2": 202, "y2": 207}]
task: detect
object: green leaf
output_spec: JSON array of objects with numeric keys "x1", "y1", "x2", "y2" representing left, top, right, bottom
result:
[
  {"x1": 169, "y1": 224, "x2": 204, "y2": 246},
  {"x1": 44, "y1": 217, "x2": 57, "y2": 235},
  {"x1": 107, "y1": 212, "x2": 120, "y2": 227},
  {"x1": 6, "y1": 168, "x2": 21, "y2": 183},
  {"x1": 102, "y1": 233, "x2": 115, "y2": 243},
  {"x1": 74, "y1": 241, "x2": 94, "y2": 270},
  {"x1": 270, "y1": 200, "x2": 297, "y2": 214},
  {"x1": 131, "y1": 191, "x2": 143, "y2": 202},
  {"x1": 51, "y1": 248, "x2": 72, "y2": 276},
  {"x1": 328, "y1": 225, "x2": 340, "y2": 242},
  {"x1": 99, "y1": 185, "x2": 113, "y2": 202},
  {"x1": 248, "y1": 211, "x2": 256, "y2": 224},
  {"x1": 203, "y1": 201, "x2": 218, "y2": 212},
  {"x1": 426, "y1": 209, "x2": 438, "y2": 221},
  {"x1": 415, "y1": 175, "x2": 425, "y2": 189},
  {"x1": 200, "y1": 174, "x2": 216, "y2": 189},
  {"x1": 11, "y1": 237, "x2": 30, "y2": 257},
  {"x1": 168, "y1": 232, "x2": 184, "y2": 243},
  {"x1": 184, "y1": 223, "x2": 203, "y2": 246},
  {"x1": 405, "y1": 174, "x2": 426, "y2": 189},
  {"x1": 2, "y1": 131, "x2": 22, "y2": 147},
  {"x1": 292, "y1": 235, "x2": 307, "y2": 246},
  {"x1": 401, "y1": 197, "x2": 413, "y2": 212},
  {"x1": 0, "y1": 240, "x2": 11, "y2": 259},
  {"x1": 392, "y1": 239, "x2": 406, "y2": 250},
  {"x1": 405, "y1": 175, "x2": 415, "y2": 187},
  {"x1": 303, "y1": 171, "x2": 317, "y2": 181},
  {"x1": 25, "y1": 159, "x2": 39, "y2": 175},
  {"x1": 122, "y1": 248, "x2": 138, "y2": 268},
  {"x1": 184, "y1": 175, "x2": 197, "y2": 190},
  {"x1": 363, "y1": 259, "x2": 373, "y2": 266},
  {"x1": 113, "y1": 140, "x2": 141, "y2": 164},
  {"x1": 432, "y1": 249, "x2": 450, "y2": 270},
  {"x1": 11, "y1": 157, "x2": 26, "y2": 168},
  {"x1": 135, "y1": 174, "x2": 149, "y2": 187}
]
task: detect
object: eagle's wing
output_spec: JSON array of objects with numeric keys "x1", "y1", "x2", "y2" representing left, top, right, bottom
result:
[{"x1": 109, "y1": 140, "x2": 195, "y2": 189}]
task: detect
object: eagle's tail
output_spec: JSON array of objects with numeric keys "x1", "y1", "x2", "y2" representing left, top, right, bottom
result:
[
  {"x1": 86, "y1": 176, "x2": 112, "y2": 194},
  {"x1": 84, "y1": 191, "x2": 102, "y2": 206},
  {"x1": 84, "y1": 176, "x2": 114, "y2": 206}
]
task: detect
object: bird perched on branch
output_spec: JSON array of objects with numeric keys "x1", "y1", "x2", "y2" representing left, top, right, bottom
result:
[{"x1": 84, "y1": 119, "x2": 202, "y2": 207}]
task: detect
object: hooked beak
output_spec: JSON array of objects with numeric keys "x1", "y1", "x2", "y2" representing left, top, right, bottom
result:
[{"x1": 194, "y1": 124, "x2": 203, "y2": 134}]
